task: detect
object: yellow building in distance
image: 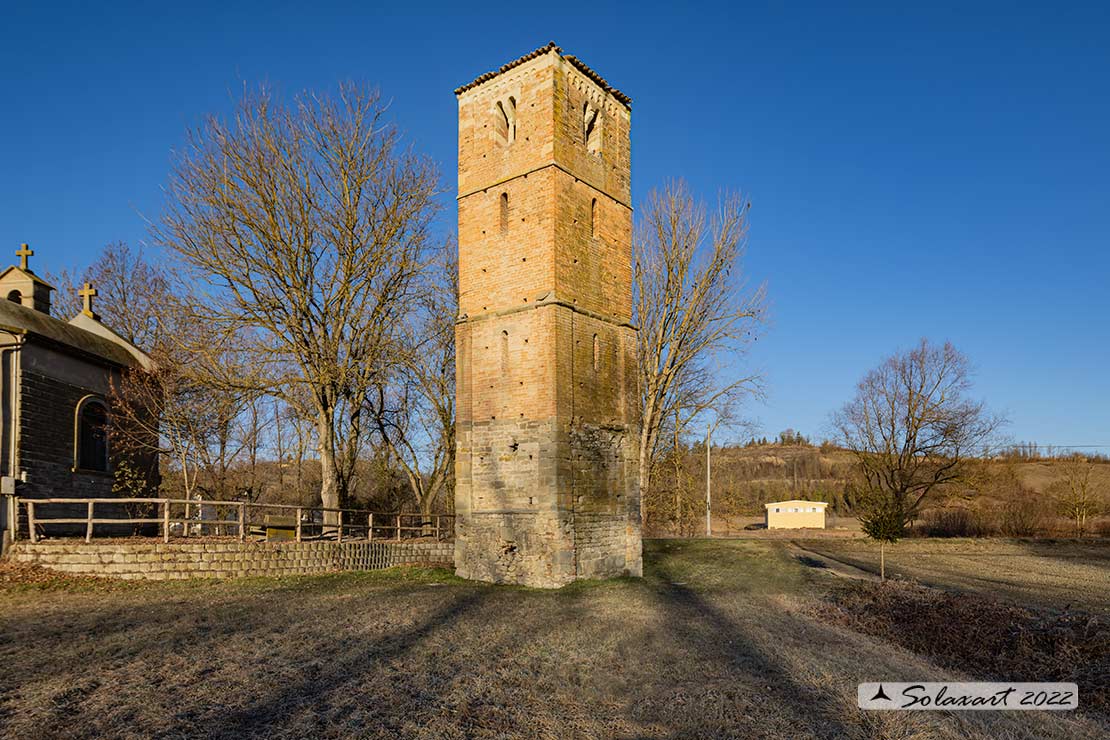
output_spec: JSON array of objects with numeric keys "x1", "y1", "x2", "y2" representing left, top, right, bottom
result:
[{"x1": 764, "y1": 500, "x2": 828, "y2": 530}]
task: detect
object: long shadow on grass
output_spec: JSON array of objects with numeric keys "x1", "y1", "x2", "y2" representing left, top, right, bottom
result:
[
  {"x1": 637, "y1": 559, "x2": 855, "y2": 739},
  {"x1": 0, "y1": 591, "x2": 321, "y2": 693},
  {"x1": 209, "y1": 589, "x2": 488, "y2": 738}
]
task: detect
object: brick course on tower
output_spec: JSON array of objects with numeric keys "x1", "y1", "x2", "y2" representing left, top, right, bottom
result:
[{"x1": 453, "y1": 43, "x2": 643, "y2": 588}]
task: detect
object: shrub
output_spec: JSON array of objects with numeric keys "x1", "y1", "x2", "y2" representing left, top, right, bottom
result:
[
  {"x1": 916, "y1": 508, "x2": 988, "y2": 537},
  {"x1": 998, "y1": 499, "x2": 1046, "y2": 537}
]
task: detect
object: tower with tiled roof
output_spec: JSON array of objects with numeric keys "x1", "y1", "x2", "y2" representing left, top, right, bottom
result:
[{"x1": 453, "y1": 43, "x2": 642, "y2": 587}]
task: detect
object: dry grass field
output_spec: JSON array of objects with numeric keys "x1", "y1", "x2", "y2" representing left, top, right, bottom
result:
[
  {"x1": 1, "y1": 539, "x2": 1107, "y2": 739},
  {"x1": 796, "y1": 538, "x2": 1110, "y2": 614}
]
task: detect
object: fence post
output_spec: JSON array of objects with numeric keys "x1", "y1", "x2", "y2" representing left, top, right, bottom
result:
[
  {"x1": 85, "y1": 501, "x2": 94, "y2": 543},
  {"x1": 238, "y1": 503, "x2": 246, "y2": 542},
  {"x1": 337, "y1": 510, "x2": 343, "y2": 543},
  {"x1": 163, "y1": 500, "x2": 170, "y2": 543},
  {"x1": 368, "y1": 512, "x2": 373, "y2": 542},
  {"x1": 396, "y1": 513, "x2": 402, "y2": 542},
  {"x1": 184, "y1": 500, "x2": 190, "y2": 537},
  {"x1": 434, "y1": 515, "x2": 440, "y2": 541},
  {"x1": 27, "y1": 500, "x2": 36, "y2": 543},
  {"x1": 9, "y1": 496, "x2": 17, "y2": 541},
  {"x1": 295, "y1": 507, "x2": 302, "y2": 542}
]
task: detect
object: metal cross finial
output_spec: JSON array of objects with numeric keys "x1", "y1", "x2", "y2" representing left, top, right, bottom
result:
[
  {"x1": 16, "y1": 244, "x2": 33, "y2": 271},
  {"x1": 79, "y1": 282, "x2": 98, "y2": 318}
]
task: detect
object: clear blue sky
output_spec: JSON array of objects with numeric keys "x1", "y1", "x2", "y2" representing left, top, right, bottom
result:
[{"x1": 3, "y1": 1, "x2": 1107, "y2": 448}]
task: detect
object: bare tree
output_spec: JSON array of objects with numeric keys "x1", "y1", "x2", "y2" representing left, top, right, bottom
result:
[
  {"x1": 365, "y1": 244, "x2": 456, "y2": 518},
  {"x1": 1052, "y1": 455, "x2": 1103, "y2": 537},
  {"x1": 154, "y1": 85, "x2": 439, "y2": 521},
  {"x1": 109, "y1": 303, "x2": 257, "y2": 501},
  {"x1": 634, "y1": 180, "x2": 766, "y2": 511},
  {"x1": 46, "y1": 243, "x2": 170, "y2": 350},
  {"x1": 832, "y1": 339, "x2": 1005, "y2": 546}
]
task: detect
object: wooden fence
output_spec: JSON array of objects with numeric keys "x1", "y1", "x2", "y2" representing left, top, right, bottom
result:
[{"x1": 11, "y1": 497, "x2": 454, "y2": 544}]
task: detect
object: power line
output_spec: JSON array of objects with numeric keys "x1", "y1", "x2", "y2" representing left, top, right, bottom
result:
[{"x1": 1006, "y1": 443, "x2": 1110, "y2": 449}]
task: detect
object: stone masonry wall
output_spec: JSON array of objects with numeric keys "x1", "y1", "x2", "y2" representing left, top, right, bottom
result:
[
  {"x1": 7, "y1": 540, "x2": 454, "y2": 581},
  {"x1": 455, "y1": 45, "x2": 642, "y2": 588}
]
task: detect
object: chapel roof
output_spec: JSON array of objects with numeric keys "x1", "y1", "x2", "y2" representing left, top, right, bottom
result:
[
  {"x1": 454, "y1": 41, "x2": 633, "y2": 109},
  {"x1": 0, "y1": 264, "x2": 55, "y2": 288},
  {"x1": 0, "y1": 298, "x2": 145, "y2": 368}
]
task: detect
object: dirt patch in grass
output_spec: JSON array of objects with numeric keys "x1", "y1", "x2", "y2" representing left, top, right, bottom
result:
[{"x1": 808, "y1": 579, "x2": 1110, "y2": 718}]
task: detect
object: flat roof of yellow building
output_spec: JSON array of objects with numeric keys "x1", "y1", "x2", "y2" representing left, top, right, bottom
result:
[{"x1": 764, "y1": 500, "x2": 829, "y2": 508}]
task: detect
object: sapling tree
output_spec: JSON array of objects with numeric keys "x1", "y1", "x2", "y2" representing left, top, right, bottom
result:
[{"x1": 857, "y1": 489, "x2": 906, "y2": 580}]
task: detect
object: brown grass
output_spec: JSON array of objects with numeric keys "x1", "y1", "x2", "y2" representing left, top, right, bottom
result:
[
  {"x1": 1, "y1": 540, "x2": 1106, "y2": 739},
  {"x1": 798, "y1": 538, "x2": 1110, "y2": 615},
  {"x1": 807, "y1": 580, "x2": 1110, "y2": 716}
]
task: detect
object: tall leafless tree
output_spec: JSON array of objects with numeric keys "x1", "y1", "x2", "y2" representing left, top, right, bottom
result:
[
  {"x1": 832, "y1": 339, "x2": 1005, "y2": 533},
  {"x1": 154, "y1": 85, "x2": 439, "y2": 520},
  {"x1": 634, "y1": 180, "x2": 766, "y2": 513}
]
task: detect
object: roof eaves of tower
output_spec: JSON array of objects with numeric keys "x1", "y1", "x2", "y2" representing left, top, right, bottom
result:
[
  {"x1": 561, "y1": 54, "x2": 632, "y2": 108},
  {"x1": 454, "y1": 42, "x2": 632, "y2": 109}
]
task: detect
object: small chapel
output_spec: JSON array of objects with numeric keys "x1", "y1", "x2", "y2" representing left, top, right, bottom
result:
[{"x1": 0, "y1": 244, "x2": 157, "y2": 544}]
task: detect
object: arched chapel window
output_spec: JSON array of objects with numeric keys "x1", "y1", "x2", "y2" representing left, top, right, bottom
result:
[
  {"x1": 76, "y1": 398, "x2": 110, "y2": 472},
  {"x1": 500, "y1": 330, "x2": 509, "y2": 374},
  {"x1": 500, "y1": 192, "x2": 509, "y2": 235},
  {"x1": 590, "y1": 198, "x2": 598, "y2": 238},
  {"x1": 6, "y1": 290, "x2": 21, "y2": 304}
]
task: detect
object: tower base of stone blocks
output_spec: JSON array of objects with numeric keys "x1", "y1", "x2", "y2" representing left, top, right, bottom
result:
[{"x1": 453, "y1": 416, "x2": 642, "y2": 589}]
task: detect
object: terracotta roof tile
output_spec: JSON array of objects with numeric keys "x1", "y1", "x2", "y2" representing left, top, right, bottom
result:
[{"x1": 454, "y1": 42, "x2": 632, "y2": 109}]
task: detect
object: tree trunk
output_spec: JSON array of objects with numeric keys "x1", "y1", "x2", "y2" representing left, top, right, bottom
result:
[
  {"x1": 637, "y1": 392, "x2": 659, "y2": 533},
  {"x1": 316, "y1": 406, "x2": 341, "y2": 528},
  {"x1": 638, "y1": 432, "x2": 653, "y2": 522}
]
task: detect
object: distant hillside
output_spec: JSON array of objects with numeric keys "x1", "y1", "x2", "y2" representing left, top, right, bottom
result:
[{"x1": 649, "y1": 442, "x2": 1110, "y2": 537}]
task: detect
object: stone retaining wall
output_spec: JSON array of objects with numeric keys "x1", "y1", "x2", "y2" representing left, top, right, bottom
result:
[{"x1": 6, "y1": 539, "x2": 454, "y2": 580}]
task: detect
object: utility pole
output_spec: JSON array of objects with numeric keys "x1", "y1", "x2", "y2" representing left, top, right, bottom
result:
[{"x1": 706, "y1": 422, "x2": 712, "y2": 537}]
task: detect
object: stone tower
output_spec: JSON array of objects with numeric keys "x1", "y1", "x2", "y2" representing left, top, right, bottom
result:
[{"x1": 453, "y1": 43, "x2": 642, "y2": 588}]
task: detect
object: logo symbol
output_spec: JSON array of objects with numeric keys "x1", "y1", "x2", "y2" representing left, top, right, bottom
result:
[{"x1": 870, "y1": 684, "x2": 892, "y2": 702}]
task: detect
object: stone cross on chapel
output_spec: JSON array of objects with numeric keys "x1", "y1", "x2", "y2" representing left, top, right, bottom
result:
[
  {"x1": 79, "y1": 282, "x2": 100, "y2": 320},
  {"x1": 16, "y1": 244, "x2": 33, "y2": 271}
]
